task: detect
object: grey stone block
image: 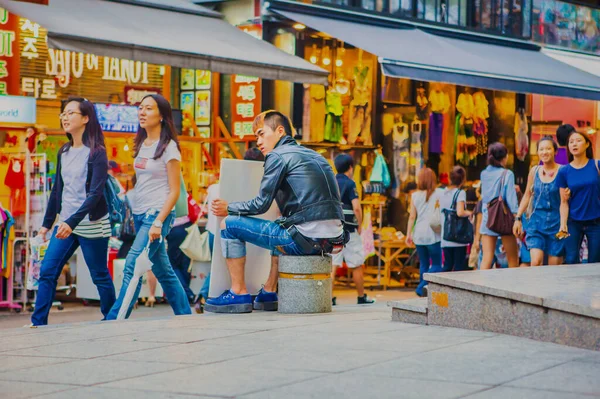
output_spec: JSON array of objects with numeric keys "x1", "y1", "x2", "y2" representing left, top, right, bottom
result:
[
  {"x1": 278, "y1": 255, "x2": 332, "y2": 314},
  {"x1": 391, "y1": 308, "x2": 428, "y2": 325},
  {"x1": 427, "y1": 283, "x2": 600, "y2": 351},
  {"x1": 388, "y1": 298, "x2": 428, "y2": 313}
]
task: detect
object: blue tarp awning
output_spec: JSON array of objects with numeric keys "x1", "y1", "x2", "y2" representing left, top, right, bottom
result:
[{"x1": 275, "y1": 10, "x2": 600, "y2": 100}]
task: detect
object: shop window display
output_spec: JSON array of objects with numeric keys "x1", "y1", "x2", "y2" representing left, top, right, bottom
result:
[
  {"x1": 532, "y1": 0, "x2": 600, "y2": 54},
  {"x1": 473, "y1": 0, "x2": 530, "y2": 37}
]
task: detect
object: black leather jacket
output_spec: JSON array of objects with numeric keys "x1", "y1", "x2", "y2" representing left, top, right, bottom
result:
[{"x1": 228, "y1": 136, "x2": 343, "y2": 228}]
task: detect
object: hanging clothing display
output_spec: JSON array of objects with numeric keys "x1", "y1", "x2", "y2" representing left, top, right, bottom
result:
[
  {"x1": 416, "y1": 87, "x2": 429, "y2": 121},
  {"x1": 473, "y1": 91, "x2": 490, "y2": 156},
  {"x1": 302, "y1": 85, "x2": 311, "y2": 141},
  {"x1": 514, "y1": 109, "x2": 529, "y2": 161},
  {"x1": 456, "y1": 92, "x2": 475, "y2": 119},
  {"x1": 4, "y1": 156, "x2": 27, "y2": 217},
  {"x1": 324, "y1": 89, "x2": 343, "y2": 143},
  {"x1": 349, "y1": 66, "x2": 371, "y2": 145},
  {"x1": 429, "y1": 112, "x2": 444, "y2": 154},
  {"x1": 0, "y1": 207, "x2": 14, "y2": 271},
  {"x1": 392, "y1": 120, "x2": 410, "y2": 196},
  {"x1": 310, "y1": 85, "x2": 326, "y2": 142},
  {"x1": 369, "y1": 150, "x2": 391, "y2": 188},
  {"x1": 455, "y1": 114, "x2": 477, "y2": 165},
  {"x1": 429, "y1": 89, "x2": 450, "y2": 114},
  {"x1": 410, "y1": 120, "x2": 424, "y2": 181}
]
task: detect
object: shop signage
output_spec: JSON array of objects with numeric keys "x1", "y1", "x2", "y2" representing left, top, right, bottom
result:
[
  {"x1": 0, "y1": 9, "x2": 20, "y2": 95},
  {"x1": 230, "y1": 75, "x2": 261, "y2": 137},
  {"x1": 0, "y1": 95, "x2": 36, "y2": 123},
  {"x1": 95, "y1": 103, "x2": 138, "y2": 133},
  {"x1": 124, "y1": 86, "x2": 161, "y2": 105}
]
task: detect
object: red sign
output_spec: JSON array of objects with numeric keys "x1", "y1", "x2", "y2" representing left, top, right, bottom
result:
[
  {"x1": 230, "y1": 23, "x2": 262, "y2": 137},
  {"x1": 124, "y1": 86, "x2": 162, "y2": 105},
  {"x1": 230, "y1": 75, "x2": 261, "y2": 137},
  {"x1": 0, "y1": 9, "x2": 20, "y2": 95}
]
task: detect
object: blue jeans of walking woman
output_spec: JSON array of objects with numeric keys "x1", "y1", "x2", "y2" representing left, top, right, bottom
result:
[
  {"x1": 415, "y1": 243, "x2": 442, "y2": 297},
  {"x1": 564, "y1": 218, "x2": 600, "y2": 264},
  {"x1": 106, "y1": 210, "x2": 191, "y2": 319},
  {"x1": 32, "y1": 228, "x2": 116, "y2": 326}
]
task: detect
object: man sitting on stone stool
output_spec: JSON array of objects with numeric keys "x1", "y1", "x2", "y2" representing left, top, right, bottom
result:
[{"x1": 207, "y1": 110, "x2": 346, "y2": 313}]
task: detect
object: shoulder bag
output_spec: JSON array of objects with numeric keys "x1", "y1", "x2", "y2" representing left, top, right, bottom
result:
[
  {"x1": 486, "y1": 170, "x2": 515, "y2": 236},
  {"x1": 442, "y1": 189, "x2": 474, "y2": 244}
]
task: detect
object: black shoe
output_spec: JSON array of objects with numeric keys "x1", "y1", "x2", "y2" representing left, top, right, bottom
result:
[
  {"x1": 332, "y1": 297, "x2": 337, "y2": 306},
  {"x1": 357, "y1": 294, "x2": 375, "y2": 304}
]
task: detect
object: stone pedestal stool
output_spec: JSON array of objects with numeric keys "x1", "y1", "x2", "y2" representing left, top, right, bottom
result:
[{"x1": 278, "y1": 255, "x2": 332, "y2": 314}]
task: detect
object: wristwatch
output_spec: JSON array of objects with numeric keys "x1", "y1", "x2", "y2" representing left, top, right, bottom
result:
[
  {"x1": 153, "y1": 219, "x2": 163, "y2": 228},
  {"x1": 515, "y1": 215, "x2": 522, "y2": 222}
]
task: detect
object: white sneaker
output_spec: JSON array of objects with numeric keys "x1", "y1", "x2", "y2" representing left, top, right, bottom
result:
[{"x1": 23, "y1": 323, "x2": 37, "y2": 328}]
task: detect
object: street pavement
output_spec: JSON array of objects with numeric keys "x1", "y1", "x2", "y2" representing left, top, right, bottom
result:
[{"x1": 0, "y1": 294, "x2": 598, "y2": 399}]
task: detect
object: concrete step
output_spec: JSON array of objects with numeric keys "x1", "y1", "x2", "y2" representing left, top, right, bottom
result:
[{"x1": 388, "y1": 298, "x2": 428, "y2": 325}]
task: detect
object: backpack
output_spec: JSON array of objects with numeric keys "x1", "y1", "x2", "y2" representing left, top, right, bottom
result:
[{"x1": 105, "y1": 175, "x2": 125, "y2": 228}]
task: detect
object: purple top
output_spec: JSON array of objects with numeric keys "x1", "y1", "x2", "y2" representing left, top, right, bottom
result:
[{"x1": 539, "y1": 147, "x2": 568, "y2": 166}]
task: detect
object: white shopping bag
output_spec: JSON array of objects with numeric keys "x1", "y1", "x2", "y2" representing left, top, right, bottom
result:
[{"x1": 116, "y1": 238, "x2": 158, "y2": 320}]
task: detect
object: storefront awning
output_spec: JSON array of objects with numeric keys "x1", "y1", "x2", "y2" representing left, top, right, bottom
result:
[
  {"x1": 542, "y1": 48, "x2": 600, "y2": 78},
  {"x1": 274, "y1": 10, "x2": 600, "y2": 100},
  {"x1": 1, "y1": 0, "x2": 329, "y2": 84}
]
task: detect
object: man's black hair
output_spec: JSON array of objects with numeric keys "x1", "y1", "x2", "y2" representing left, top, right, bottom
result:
[
  {"x1": 556, "y1": 124, "x2": 575, "y2": 147},
  {"x1": 334, "y1": 153, "x2": 355, "y2": 174}
]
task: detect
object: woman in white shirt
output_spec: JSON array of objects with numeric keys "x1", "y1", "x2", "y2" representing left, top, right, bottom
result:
[
  {"x1": 406, "y1": 168, "x2": 443, "y2": 297},
  {"x1": 107, "y1": 94, "x2": 191, "y2": 319}
]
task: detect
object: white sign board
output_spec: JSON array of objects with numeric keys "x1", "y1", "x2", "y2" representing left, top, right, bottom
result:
[
  {"x1": 0, "y1": 95, "x2": 36, "y2": 124},
  {"x1": 208, "y1": 159, "x2": 279, "y2": 297}
]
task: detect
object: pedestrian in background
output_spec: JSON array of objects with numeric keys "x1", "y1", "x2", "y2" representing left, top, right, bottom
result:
[
  {"x1": 557, "y1": 130, "x2": 600, "y2": 264},
  {"x1": 479, "y1": 143, "x2": 519, "y2": 269},
  {"x1": 32, "y1": 97, "x2": 115, "y2": 326},
  {"x1": 514, "y1": 136, "x2": 564, "y2": 266},
  {"x1": 107, "y1": 94, "x2": 191, "y2": 319},
  {"x1": 439, "y1": 166, "x2": 472, "y2": 272},
  {"x1": 406, "y1": 168, "x2": 442, "y2": 297}
]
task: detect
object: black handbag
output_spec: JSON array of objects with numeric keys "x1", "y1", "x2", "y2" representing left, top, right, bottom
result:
[{"x1": 442, "y1": 189, "x2": 474, "y2": 244}]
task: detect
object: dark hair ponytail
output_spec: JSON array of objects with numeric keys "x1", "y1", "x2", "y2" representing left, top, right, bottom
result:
[
  {"x1": 133, "y1": 94, "x2": 180, "y2": 160},
  {"x1": 487, "y1": 142, "x2": 508, "y2": 168}
]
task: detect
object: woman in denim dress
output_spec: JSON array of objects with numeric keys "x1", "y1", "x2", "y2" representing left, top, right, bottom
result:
[{"x1": 514, "y1": 137, "x2": 564, "y2": 266}]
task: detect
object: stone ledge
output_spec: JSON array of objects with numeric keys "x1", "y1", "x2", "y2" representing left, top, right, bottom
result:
[{"x1": 387, "y1": 298, "x2": 428, "y2": 314}]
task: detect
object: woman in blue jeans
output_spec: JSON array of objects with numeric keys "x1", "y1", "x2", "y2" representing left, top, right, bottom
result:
[
  {"x1": 406, "y1": 168, "x2": 443, "y2": 297},
  {"x1": 32, "y1": 97, "x2": 116, "y2": 326},
  {"x1": 557, "y1": 131, "x2": 600, "y2": 264},
  {"x1": 107, "y1": 94, "x2": 191, "y2": 319}
]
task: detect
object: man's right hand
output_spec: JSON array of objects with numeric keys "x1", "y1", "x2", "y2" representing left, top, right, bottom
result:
[
  {"x1": 211, "y1": 199, "x2": 229, "y2": 217},
  {"x1": 37, "y1": 227, "x2": 49, "y2": 242}
]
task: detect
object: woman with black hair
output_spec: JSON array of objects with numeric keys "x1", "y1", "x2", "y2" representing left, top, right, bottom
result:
[
  {"x1": 557, "y1": 130, "x2": 600, "y2": 264},
  {"x1": 514, "y1": 136, "x2": 564, "y2": 266},
  {"x1": 31, "y1": 97, "x2": 116, "y2": 326},
  {"x1": 479, "y1": 143, "x2": 519, "y2": 269},
  {"x1": 107, "y1": 94, "x2": 191, "y2": 319}
]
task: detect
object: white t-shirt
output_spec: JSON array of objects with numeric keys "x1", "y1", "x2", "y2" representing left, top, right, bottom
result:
[
  {"x1": 296, "y1": 219, "x2": 343, "y2": 239},
  {"x1": 439, "y1": 188, "x2": 467, "y2": 248},
  {"x1": 132, "y1": 140, "x2": 181, "y2": 215},
  {"x1": 205, "y1": 183, "x2": 220, "y2": 235},
  {"x1": 411, "y1": 188, "x2": 443, "y2": 246},
  {"x1": 59, "y1": 146, "x2": 91, "y2": 222}
]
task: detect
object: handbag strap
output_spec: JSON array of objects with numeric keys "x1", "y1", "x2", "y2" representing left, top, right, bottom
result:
[
  {"x1": 450, "y1": 189, "x2": 462, "y2": 211},
  {"x1": 497, "y1": 169, "x2": 508, "y2": 200}
]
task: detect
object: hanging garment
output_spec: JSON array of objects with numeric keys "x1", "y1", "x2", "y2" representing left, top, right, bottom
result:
[
  {"x1": 456, "y1": 93, "x2": 475, "y2": 119},
  {"x1": 473, "y1": 119, "x2": 489, "y2": 156},
  {"x1": 349, "y1": 66, "x2": 371, "y2": 145},
  {"x1": 429, "y1": 90, "x2": 450, "y2": 114},
  {"x1": 324, "y1": 90, "x2": 343, "y2": 143},
  {"x1": 455, "y1": 114, "x2": 477, "y2": 165},
  {"x1": 429, "y1": 112, "x2": 444, "y2": 154},
  {"x1": 416, "y1": 92, "x2": 429, "y2": 121},
  {"x1": 361, "y1": 207, "x2": 375, "y2": 257},
  {"x1": 4, "y1": 157, "x2": 25, "y2": 190},
  {"x1": 302, "y1": 85, "x2": 311, "y2": 141},
  {"x1": 514, "y1": 111, "x2": 529, "y2": 161},
  {"x1": 369, "y1": 151, "x2": 391, "y2": 188},
  {"x1": 310, "y1": 85, "x2": 326, "y2": 142},
  {"x1": 392, "y1": 122, "x2": 410, "y2": 196},
  {"x1": 473, "y1": 91, "x2": 490, "y2": 120},
  {"x1": 1, "y1": 209, "x2": 14, "y2": 271},
  {"x1": 354, "y1": 164, "x2": 363, "y2": 200},
  {"x1": 410, "y1": 121, "x2": 424, "y2": 181}
]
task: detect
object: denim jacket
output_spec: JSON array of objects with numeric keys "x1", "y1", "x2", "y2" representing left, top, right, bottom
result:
[
  {"x1": 227, "y1": 136, "x2": 344, "y2": 228},
  {"x1": 42, "y1": 146, "x2": 109, "y2": 230}
]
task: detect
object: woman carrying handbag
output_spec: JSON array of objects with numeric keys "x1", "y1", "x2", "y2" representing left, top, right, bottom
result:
[
  {"x1": 107, "y1": 94, "x2": 191, "y2": 319},
  {"x1": 440, "y1": 166, "x2": 473, "y2": 272},
  {"x1": 479, "y1": 143, "x2": 519, "y2": 269},
  {"x1": 406, "y1": 168, "x2": 443, "y2": 297}
]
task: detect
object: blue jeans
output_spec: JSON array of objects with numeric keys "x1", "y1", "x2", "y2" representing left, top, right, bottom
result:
[
  {"x1": 220, "y1": 216, "x2": 320, "y2": 258},
  {"x1": 166, "y1": 222, "x2": 195, "y2": 300},
  {"x1": 564, "y1": 218, "x2": 600, "y2": 264},
  {"x1": 415, "y1": 243, "x2": 442, "y2": 296},
  {"x1": 32, "y1": 228, "x2": 115, "y2": 326},
  {"x1": 107, "y1": 210, "x2": 191, "y2": 319}
]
